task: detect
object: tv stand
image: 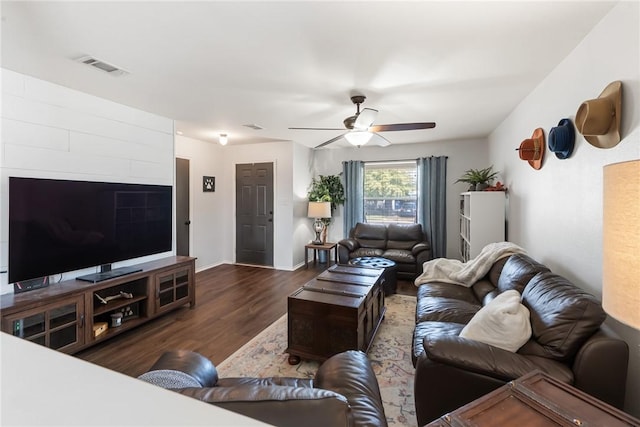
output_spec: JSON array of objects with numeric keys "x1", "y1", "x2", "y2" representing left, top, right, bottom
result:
[
  {"x1": 1, "y1": 256, "x2": 196, "y2": 354},
  {"x1": 77, "y1": 266, "x2": 143, "y2": 283}
]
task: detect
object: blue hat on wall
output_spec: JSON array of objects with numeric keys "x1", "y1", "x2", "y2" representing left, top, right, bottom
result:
[{"x1": 548, "y1": 118, "x2": 575, "y2": 159}]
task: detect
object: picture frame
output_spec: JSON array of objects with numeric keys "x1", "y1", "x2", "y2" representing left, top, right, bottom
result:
[{"x1": 203, "y1": 176, "x2": 215, "y2": 192}]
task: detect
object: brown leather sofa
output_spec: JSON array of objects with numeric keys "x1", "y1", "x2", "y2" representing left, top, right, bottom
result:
[
  {"x1": 412, "y1": 253, "x2": 629, "y2": 426},
  {"x1": 338, "y1": 222, "x2": 431, "y2": 279},
  {"x1": 139, "y1": 349, "x2": 388, "y2": 427}
]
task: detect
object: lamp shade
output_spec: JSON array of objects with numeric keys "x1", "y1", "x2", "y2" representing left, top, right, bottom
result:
[
  {"x1": 603, "y1": 159, "x2": 640, "y2": 330},
  {"x1": 307, "y1": 201, "x2": 331, "y2": 218},
  {"x1": 344, "y1": 131, "x2": 373, "y2": 146}
]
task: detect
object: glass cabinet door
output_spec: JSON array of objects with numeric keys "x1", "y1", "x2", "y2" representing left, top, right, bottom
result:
[
  {"x1": 155, "y1": 268, "x2": 192, "y2": 312},
  {"x1": 7, "y1": 296, "x2": 85, "y2": 353}
]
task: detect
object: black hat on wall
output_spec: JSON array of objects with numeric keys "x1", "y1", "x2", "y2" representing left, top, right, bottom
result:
[{"x1": 548, "y1": 119, "x2": 575, "y2": 159}]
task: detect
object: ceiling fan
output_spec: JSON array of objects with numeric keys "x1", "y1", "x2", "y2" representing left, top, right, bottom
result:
[{"x1": 289, "y1": 95, "x2": 436, "y2": 149}]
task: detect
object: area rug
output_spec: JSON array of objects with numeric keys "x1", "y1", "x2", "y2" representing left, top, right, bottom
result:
[{"x1": 217, "y1": 294, "x2": 417, "y2": 427}]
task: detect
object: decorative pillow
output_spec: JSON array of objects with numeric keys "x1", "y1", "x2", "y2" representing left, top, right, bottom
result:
[
  {"x1": 138, "y1": 369, "x2": 202, "y2": 389},
  {"x1": 459, "y1": 290, "x2": 532, "y2": 352}
]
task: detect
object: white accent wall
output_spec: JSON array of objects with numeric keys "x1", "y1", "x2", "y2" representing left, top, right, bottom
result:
[
  {"x1": 0, "y1": 69, "x2": 175, "y2": 295},
  {"x1": 488, "y1": 2, "x2": 640, "y2": 416}
]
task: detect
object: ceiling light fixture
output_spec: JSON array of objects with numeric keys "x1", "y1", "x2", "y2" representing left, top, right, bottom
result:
[
  {"x1": 219, "y1": 133, "x2": 228, "y2": 146},
  {"x1": 344, "y1": 130, "x2": 373, "y2": 147}
]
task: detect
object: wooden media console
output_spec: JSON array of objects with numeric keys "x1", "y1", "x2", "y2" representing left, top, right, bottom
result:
[{"x1": 1, "y1": 256, "x2": 196, "y2": 354}]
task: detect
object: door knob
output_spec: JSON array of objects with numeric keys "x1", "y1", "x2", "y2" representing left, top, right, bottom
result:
[{"x1": 184, "y1": 220, "x2": 191, "y2": 225}]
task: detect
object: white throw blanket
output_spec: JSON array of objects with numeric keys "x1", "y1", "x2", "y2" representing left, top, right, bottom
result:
[{"x1": 414, "y1": 242, "x2": 526, "y2": 288}]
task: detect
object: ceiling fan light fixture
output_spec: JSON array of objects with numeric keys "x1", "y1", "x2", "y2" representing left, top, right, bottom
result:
[{"x1": 345, "y1": 130, "x2": 373, "y2": 146}]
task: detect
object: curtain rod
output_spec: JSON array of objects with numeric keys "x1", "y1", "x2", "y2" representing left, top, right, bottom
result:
[{"x1": 347, "y1": 155, "x2": 448, "y2": 165}]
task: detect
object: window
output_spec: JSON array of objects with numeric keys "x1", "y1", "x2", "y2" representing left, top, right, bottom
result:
[{"x1": 364, "y1": 161, "x2": 417, "y2": 224}]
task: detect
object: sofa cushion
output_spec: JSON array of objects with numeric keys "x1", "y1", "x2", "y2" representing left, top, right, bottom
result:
[
  {"x1": 351, "y1": 248, "x2": 385, "y2": 258},
  {"x1": 417, "y1": 281, "x2": 479, "y2": 305},
  {"x1": 497, "y1": 253, "x2": 550, "y2": 294},
  {"x1": 459, "y1": 290, "x2": 532, "y2": 352},
  {"x1": 413, "y1": 321, "x2": 464, "y2": 365},
  {"x1": 382, "y1": 249, "x2": 415, "y2": 264},
  {"x1": 352, "y1": 223, "x2": 387, "y2": 249},
  {"x1": 416, "y1": 296, "x2": 480, "y2": 324},
  {"x1": 472, "y1": 279, "x2": 498, "y2": 305},
  {"x1": 521, "y1": 272, "x2": 606, "y2": 362},
  {"x1": 181, "y1": 385, "x2": 352, "y2": 427},
  {"x1": 487, "y1": 257, "x2": 509, "y2": 286},
  {"x1": 387, "y1": 223, "x2": 422, "y2": 250}
]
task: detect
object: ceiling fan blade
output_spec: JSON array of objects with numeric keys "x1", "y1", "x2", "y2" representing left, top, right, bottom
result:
[
  {"x1": 314, "y1": 133, "x2": 346, "y2": 149},
  {"x1": 369, "y1": 122, "x2": 436, "y2": 132},
  {"x1": 289, "y1": 127, "x2": 345, "y2": 131},
  {"x1": 354, "y1": 108, "x2": 378, "y2": 130},
  {"x1": 369, "y1": 133, "x2": 391, "y2": 147}
]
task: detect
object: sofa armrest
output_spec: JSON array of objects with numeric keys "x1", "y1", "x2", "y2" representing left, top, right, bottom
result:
[
  {"x1": 572, "y1": 324, "x2": 629, "y2": 409},
  {"x1": 179, "y1": 385, "x2": 351, "y2": 427},
  {"x1": 337, "y1": 239, "x2": 359, "y2": 264},
  {"x1": 413, "y1": 242, "x2": 432, "y2": 274},
  {"x1": 423, "y1": 335, "x2": 572, "y2": 383},
  {"x1": 338, "y1": 238, "x2": 359, "y2": 252},
  {"x1": 414, "y1": 336, "x2": 572, "y2": 425},
  {"x1": 412, "y1": 242, "x2": 430, "y2": 256},
  {"x1": 148, "y1": 350, "x2": 218, "y2": 387},
  {"x1": 315, "y1": 350, "x2": 388, "y2": 427}
]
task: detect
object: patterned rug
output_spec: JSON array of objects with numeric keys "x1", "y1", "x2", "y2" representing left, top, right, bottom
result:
[{"x1": 217, "y1": 294, "x2": 417, "y2": 427}]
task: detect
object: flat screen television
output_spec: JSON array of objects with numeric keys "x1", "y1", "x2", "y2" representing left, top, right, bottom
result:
[{"x1": 9, "y1": 177, "x2": 173, "y2": 284}]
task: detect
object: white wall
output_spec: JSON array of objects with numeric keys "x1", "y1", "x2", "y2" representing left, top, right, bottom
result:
[
  {"x1": 292, "y1": 142, "x2": 315, "y2": 268},
  {"x1": 312, "y1": 138, "x2": 490, "y2": 259},
  {"x1": 0, "y1": 69, "x2": 175, "y2": 295},
  {"x1": 175, "y1": 135, "x2": 226, "y2": 272},
  {"x1": 488, "y1": 2, "x2": 640, "y2": 416}
]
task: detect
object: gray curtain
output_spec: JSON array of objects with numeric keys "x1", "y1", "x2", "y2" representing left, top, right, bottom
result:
[
  {"x1": 342, "y1": 160, "x2": 364, "y2": 237},
  {"x1": 417, "y1": 156, "x2": 448, "y2": 258}
]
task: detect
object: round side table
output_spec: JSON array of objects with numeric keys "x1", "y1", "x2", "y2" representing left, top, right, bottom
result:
[{"x1": 348, "y1": 256, "x2": 397, "y2": 296}]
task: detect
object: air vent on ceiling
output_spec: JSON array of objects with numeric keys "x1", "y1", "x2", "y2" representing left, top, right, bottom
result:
[
  {"x1": 243, "y1": 123, "x2": 264, "y2": 130},
  {"x1": 75, "y1": 55, "x2": 129, "y2": 76}
]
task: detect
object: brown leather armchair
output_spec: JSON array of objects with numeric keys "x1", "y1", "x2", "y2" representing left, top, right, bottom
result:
[
  {"x1": 139, "y1": 349, "x2": 388, "y2": 427},
  {"x1": 338, "y1": 222, "x2": 431, "y2": 279},
  {"x1": 412, "y1": 253, "x2": 629, "y2": 426}
]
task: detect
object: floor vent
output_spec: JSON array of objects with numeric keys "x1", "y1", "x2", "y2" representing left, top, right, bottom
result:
[{"x1": 75, "y1": 56, "x2": 129, "y2": 76}]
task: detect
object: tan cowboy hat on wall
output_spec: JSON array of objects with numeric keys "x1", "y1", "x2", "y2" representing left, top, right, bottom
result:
[
  {"x1": 575, "y1": 81, "x2": 622, "y2": 149},
  {"x1": 517, "y1": 128, "x2": 545, "y2": 170}
]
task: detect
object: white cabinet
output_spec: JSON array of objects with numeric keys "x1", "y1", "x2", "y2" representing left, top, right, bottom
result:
[{"x1": 459, "y1": 192, "x2": 506, "y2": 262}]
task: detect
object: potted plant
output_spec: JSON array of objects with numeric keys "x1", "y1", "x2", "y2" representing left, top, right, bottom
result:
[
  {"x1": 307, "y1": 174, "x2": 345, "y2": 243},
  {"x1": 455, "y1": 166, "x2": 499, "y2": 191}
]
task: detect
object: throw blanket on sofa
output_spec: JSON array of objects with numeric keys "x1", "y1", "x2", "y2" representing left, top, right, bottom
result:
[{"x1": 414, "y1": 242, "x2": 526, "y2": 287}]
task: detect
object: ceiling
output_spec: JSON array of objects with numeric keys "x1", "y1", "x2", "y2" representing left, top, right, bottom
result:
[{"x1": 1, "y1": 1, "x2": 616, "y2": 149}]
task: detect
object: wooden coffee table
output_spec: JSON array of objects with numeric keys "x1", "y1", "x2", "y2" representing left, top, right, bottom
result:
[{"x1": 286, "y1": 264, "x2": 385, "y2": 364}]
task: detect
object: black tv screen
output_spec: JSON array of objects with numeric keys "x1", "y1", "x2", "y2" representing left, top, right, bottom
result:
[{"x1": 9, "y1": 177, "x2": 173, "y2": 284}]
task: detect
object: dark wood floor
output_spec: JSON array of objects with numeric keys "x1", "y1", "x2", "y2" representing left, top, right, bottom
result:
[{"x1": 76, "y1": 262, "x2": 417, "y2": 377}]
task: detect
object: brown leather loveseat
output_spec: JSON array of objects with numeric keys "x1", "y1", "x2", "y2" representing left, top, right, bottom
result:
[
  {"x1": 139, "y1": 349, "x2": 388, "y2": 427},
  {"x1": 338, "y1": 222, "x2": 431, "y2": 279},
  {"x1": 412, "y1": 253, "x2": 629, "y2": 426}
]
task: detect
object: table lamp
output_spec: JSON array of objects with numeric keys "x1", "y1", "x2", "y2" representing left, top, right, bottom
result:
[
  {"x1": 308, "y1": 201, "x2": 331, "y2": 244},
  {"x1": 602, "y1": 159, "x2": 639, "y2": 330}
]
